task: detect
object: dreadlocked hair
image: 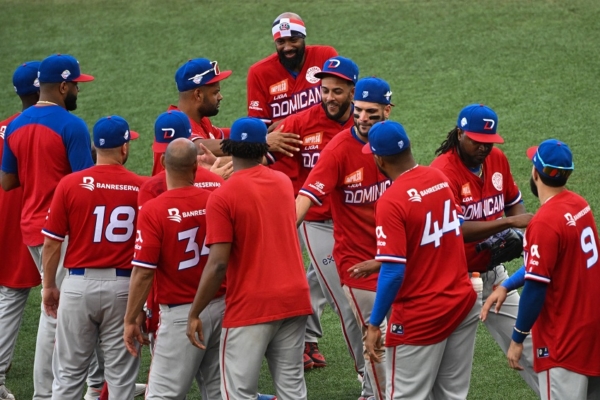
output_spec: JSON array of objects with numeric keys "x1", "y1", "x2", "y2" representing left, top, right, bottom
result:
[
  {"x1": 220, "y1": 139, "x2": 269, "y2": 160},
  {"x1": 434, "y1": 127, "x2": 460, "y2": 156}
]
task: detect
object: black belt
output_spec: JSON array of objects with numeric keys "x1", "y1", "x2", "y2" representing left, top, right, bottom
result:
[{"x1": 69, "y1": 268, "x2": 132, "y2": 277}]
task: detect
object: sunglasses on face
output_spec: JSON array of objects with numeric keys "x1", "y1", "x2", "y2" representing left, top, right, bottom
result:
[{"x1": 536, "y1": 151, "x2": 573, "y2": 178}]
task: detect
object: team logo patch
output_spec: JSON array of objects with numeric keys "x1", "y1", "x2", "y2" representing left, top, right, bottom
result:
[
  {"x1": 99, "y1": 139, "x2": 105, "y2": 146},
  {"x1": 305, "y1": 66, "x2": 321, "y2": 84},
  {"x1": 564, "y1": 213, "x2": 576, "y2": 227},
  {"x1": 461, "y1": 183, "x2": 472, "y2": 197},
  {"x1": 483, "y1": 118, "x2": 495, "y2": 130},
  {"x1": 61, "y1": 70, "x2": 71, "y2": 79},
  {"x1": 384, "y1": 91, "x2": 393, "y2": 101},
  {"x1": 362, "y1": 91, "x2": 368, "y2": 98},
  {"x1": 0, "y1": 125, "x2": 6, "y2": 140},
  {"x1": 269, "y1": 79, "x2": 288, "y2": 95},
  {"x1": 492, "y1": 172, "x2": 503, "y2": 191},
  {"x1": 79, "y1": 177, "x2": 95, "y2": 191},
  {"x1": 303, "y1": 132, "x2": 322, "y2": 146},
  {"x1": 344, "y1": 168, "x2": 363, "y2": 185},
  {"x1": 167, "y1": 208, "x2": 182, "y2": 223},
  {"x1": 241, "y1": 132, "x2": 248, "y2": 140},
  {"x1": 308, "y1": 181, "x2": 326, "y2": 195},
  {"x1": 34, "y1": 78, "x2": 40, "y2": 87},
  {"x1": 407, "y1": 188, "x2": 421, "y2": 202},
  {"x1": 188, "y1": 74, "x2": 204, "y2": 85},
  {"x1": 250, "y1": 100, "x2": 260, "y2": 107},
  {"x1": 537, "y1": 347, "x2": 549, "y2": 358},
  {"x1": 124, "y1": 130, "x2": 130, "y2": 140},
  {"x1": 398, "y1": 140, "x2": 404, "y2": 149},
  {"x1": 279, "y1": 21, "x2": 290, "y2": 31},
  {"x1": 327, "y1": 59, "x2": 341, "y2": 68},
  {"x1": 162, "y1": 128, "x2": 176, "y2": 139},
  {"x1": 460, "y1": 117, "x2": 468, "y2": 127},
  {"x1": 390, "y1": 324, "x2": 404, "y2": 335}
]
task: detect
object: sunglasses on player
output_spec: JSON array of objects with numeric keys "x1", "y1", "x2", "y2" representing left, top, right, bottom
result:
[{"x1": 536, "y1": 151, "x2": 573, "y2": 179}]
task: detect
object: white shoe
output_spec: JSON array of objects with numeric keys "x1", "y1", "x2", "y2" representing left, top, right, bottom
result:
[
  {"x1": 0, "y1": 385, "x2": 14, "y2": 400},
  {"x1": 84, "y1": 385, "x2": 101, "y2": 400},
  {"x1": 134, "y1": 383, "x2": 146, "y2": 397}
]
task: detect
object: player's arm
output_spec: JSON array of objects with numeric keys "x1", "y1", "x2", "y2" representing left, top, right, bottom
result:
[
  {"x1": 187, "y1": 242, "x2": 231, "y2": 350},
  {"x1": 0, "y1": 170, "x2": 19, "y2": 191},
  {"x1": 123, "y1": 266, "x2": 154, "y2": 357},
  {"x1": 295, "y1": 195, "x2": 313, "y2": 226},
  {"x1": 1, "y1": 141, "x2": 20, "y2": 191},
  {"x1": 481, "y1": 265, "x2": 525, "y2": 321},
  {"x1": 41, "y1": 237, "x2": 63, "y2": 318},
  {"x1": 461, "y1": 213, "x2": 533, "y2": 243}
]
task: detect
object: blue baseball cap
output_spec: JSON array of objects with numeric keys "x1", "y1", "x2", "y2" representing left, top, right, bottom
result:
[
  {"x1": 362, "y1": 121, "x2": 410, "y2": 156},
  {"x1": 153, "y1": 111, "x2": 192, "y2": 153},
  {"x1": 457, "y1": 104, "x2": 502, "y2": 144},
  {"x1": 229, "y1": 117, "x2": 267, "y2": 144},
  {"x1": 314, "y1": 56, "x2": 359, "y2": 84},
  {"x1": 175, "y1": 58, "x2": 232, "y2": 92},
  {"x1": 527, "y1": 139, "x2": 574, "y2": 180},
  {"x1": 13, "y1": 61, "x2": 41, "y2": 96},
  {"x1": 354, "y1": 77, "x2": 394, "y2": 106},
  {"x1": 38, "y1": 54, "x2": 94, "y2": 83},
  {"x1": 93, "y1": 116, "x2": 139, "y2": 149}
]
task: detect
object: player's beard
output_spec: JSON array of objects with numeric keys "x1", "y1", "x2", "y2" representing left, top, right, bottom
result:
[
  {"x1": 199, "y1": 99, "x2": 220, "y2": 118},
  {"x1": 64, "y1": 92, "x2": 78, "y2": 111},
  {"x1": 278, "y1": 42, "x2": 305, "y2": 71},
  {"x1": 529, "y1": 176, "x2": 539, "y2": 198},
  {"x1": 322, "y1": 99, "x2": 351, "y2": 121},
  {"x1": 375, "y1": 158, "x2": 392, "y2": 181}
]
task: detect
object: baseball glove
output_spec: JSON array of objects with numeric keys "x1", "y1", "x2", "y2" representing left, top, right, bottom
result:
[{"x1": 475, "y1": 228, "x2": 524, "y2": 270}]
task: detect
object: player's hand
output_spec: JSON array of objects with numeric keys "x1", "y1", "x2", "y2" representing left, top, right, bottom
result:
[
  {"x1": 197, "y1": 143, "x2": 217, "y2": 166},
  {"x1": 267, "y1": 125, "x2": 302, "y2": 157},
  {"x1": 186, "y1": 316, "x2": 206, "y2": 350},
  {"x1": 365, "y1": 324, "x2": 383, "y2": 363},
  {"x1": 507, "y1": 340, "x2": 524, "y2": 370},
  {"x1": 507, "y1": 213, "x2": 534, "y2": 229},
  {"x1": 123, "y1": 321, "x2": 147, "y2": 357},
  {"x1": 42, "y1": 286, "x2": 60, "y2": 318},
  {"x1": 348, "y1": 260, "x2": 381, "y2": 279},
  {"x1": 209, "y1": 158, "x2": 233, "y2": 180},
  {"x1": 480, "y1": 285, "x2": 508, "y2": 321}
]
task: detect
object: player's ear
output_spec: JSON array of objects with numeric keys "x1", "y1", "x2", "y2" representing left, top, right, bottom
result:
[
  {"x1": 195, "y1": 88, "x2": 204, "y2": 102},
  {"x1": 59, "y1": 81, "x2": 69, "y2": 95},
  {"x1": 532, "y1": 166, "x2": 539, "y2": 181},
  {"x1": 383, "y1": 104, "x2": 392, "y2": 120},
  {"x1": 160, "y1": 154, "x2": 166, "y2": 169}
]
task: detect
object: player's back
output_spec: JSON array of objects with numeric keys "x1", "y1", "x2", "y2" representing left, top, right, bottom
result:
[
  {"x1": 377, "y1": 165, "x2": 475, "y2": 345},
  {"x1": 139, "y1": 168, "x2": 224, "y2": 207},
  {"x1": 44, "y1": 164, "x2": 144, "y2": 269}
]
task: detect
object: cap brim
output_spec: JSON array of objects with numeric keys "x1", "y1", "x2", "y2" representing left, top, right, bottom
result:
[
  {"x1": 72, "y1": 73, "x2": 95, "y2": 82},
  {"x1": 314, "y1": 71, "x2": 353, "y2": 82},
  {"x1": 206, "y1": 70, "x2": 232, "y2": 85},
  {"x1": 464, "y1": 131, "x2": 504, "y2": 144},
  {"x1": 526, "y1": 146, "x2": 538, "y2": 161},
  {"x1": 129, "y1": 130, "x2": 140, "y2": 141},
  {"x1": 362, "y1": 143, "x2": 373, "y2": 154},
  {"x1": 152, "y1": 141, "x2": 169, "y2": 153}
]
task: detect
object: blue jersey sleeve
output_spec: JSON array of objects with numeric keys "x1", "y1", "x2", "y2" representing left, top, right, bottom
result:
[
  {"x1": 1, "y1": 137, "x2": 18, "y2": 174},
  {"x1": 369, "y1": 262, "x2": 405, "y2": 327},
  {"x1": 501, "y1": 265, "x2": 525, "y2": 291},
  {"x1": 512, "y1": 280, "x2": 548, "y2": 343},
  {"x1": 62, "y1": 117, "x2": 94, "y2": 172}
]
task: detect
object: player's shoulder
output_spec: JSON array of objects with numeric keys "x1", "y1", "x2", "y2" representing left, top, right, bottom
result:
[
  {"x1": 487, "y1": 147, "x2": 510, "y2": 165},
  {"x1": 324, "y1": 128, "x2": 353, "y2": 150},
  {"x1": 248, "y1": 53, "x2": 280, "y2": 75},
  {"x1": 0, "y1": 113, "x2": 20, "y2": 130},
  {"x1": 306, "y1": 45, "x2": 337, "y2": 59},
  {"x1": 430, "y1": 150, "x2": 455, "y2": 170}
]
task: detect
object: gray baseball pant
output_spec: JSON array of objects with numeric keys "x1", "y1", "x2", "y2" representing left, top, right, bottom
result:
[
  {"x1": 220, "y1": 315, "x2": 308, "y2": 400},
  {"x1": 298, "y1": 226, "x2": 326, "y2": 344},
  {"x1": 343, "y1": 286, "x2": 387, "y2": 400},
  {"x1": 385, "y1": 300, "x2": 480, "y2": 400},
  {"x1": 51, "y1": 269, "x2": 139, "y2": 400},
  {"x1": 482, "y1": 265, "x2": 539, "y2": 395},
  {"x1": 147, "y1": 297, "x2": 224, "y2": 400},
  {"x1": 301, "y1": 220, "x2": 373, "y2": 396},
  {"x1": 538, "y1": 368, "x2": 600, "y2": 400},
  {"x1": 0, "y1": 286, "x2": 30, "y2": 386},
  {"x1": 28, "y1": 240, "x2": 104, "y2": 399}
]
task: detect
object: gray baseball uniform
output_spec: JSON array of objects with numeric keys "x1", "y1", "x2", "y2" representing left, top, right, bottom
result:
[{"x1": 538, "y1": 367, "x2": 600, "y2": 400}]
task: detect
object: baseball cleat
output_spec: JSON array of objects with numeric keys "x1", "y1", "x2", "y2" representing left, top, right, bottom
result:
[
  {"x1": 134, "y1": 383, "x2": 147, "y2": 397},
  {"x1": 0, "y1": 385, "x2": 14, "y2": 400},
  {"x1": 257, "y1": 394, "x2": 277, "y2": 400},
  {"x1": 304, "y1": 342, "x2": 327, "y2": 368},
  {"x1": 303, "y1": 352, "x2": 315, "y2": 370},
  {"x1": 84, "y1": 385, "x2": 102, "y2": 400}
]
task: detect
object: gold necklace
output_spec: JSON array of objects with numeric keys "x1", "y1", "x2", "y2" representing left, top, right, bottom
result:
[{"x1": 37, "y1": 100, "x2": 58, "y2": 106}]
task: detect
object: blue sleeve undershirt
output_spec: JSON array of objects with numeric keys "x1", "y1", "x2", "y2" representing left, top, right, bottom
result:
[
  {"x1": 512, "y1": 280, "x2": 548, "y2": 343},
  {"x1": 501, "y1": 265, "x2": 526, "y2": 291},
  {"x1": 63, "y1": 118, "x2": 94, "y2": 172},
  {"x1": 369, "y1": 262, "x2": 405, "y2": 327}
]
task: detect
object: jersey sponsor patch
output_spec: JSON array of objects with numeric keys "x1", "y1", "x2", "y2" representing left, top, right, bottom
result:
[
  {"x1": 537, "y1": 347, "x2": 549, "y2": 358},
  {"x1": 303, "y1": 132, "x2": 323, "y2": 146},
  {"x1": 492, "y1": 172, "x2": 503, "y2": 191},
  {"x1": 167, "y1": 207, "x2": 206, "y2": 223},
  {"x1": 305, "y1": 66, "x2": 321, "y2": 84},
  {"x1": 322, "y1": 254, "x2": 335, "y2": 266},
  {"x1": 344, "y1": 168, "x2": 363, "y2": 185},
  {"x1": 270, "y1": 79, "x2": 288, "y2": 95},
  {"x1": 390, "y1": 323, "x2": 404, "y2": 335},
  {"x1": 564, "y1": 206, "x2": 591, "y2": 227},
  {"x1": 461, "y1": 182, "x2": 472, "y2": 197},
  {"x1": 80, "y1": 177, "x2": 95, "y2": 191},
  {"x1": 0, "y1": 125, "x2": 6, "y2": 139}
]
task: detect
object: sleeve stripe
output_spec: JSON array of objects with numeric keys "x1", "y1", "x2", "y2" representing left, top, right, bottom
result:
[
  {"x1": 525, "y1": 272, "x2": 551, "y2": 284},
  {"x1": 298, "y1": 189, "x2": 322, "y2": 206},
  {"x1": 506, "y1": 192, "x2": 523, "y2": 207},
  {"x1": 265, "y1": 152, "x2": 276, "y2": 165},
  {"x1": 41, "y1": 229, "x2": 65, "y2": 241},
  {"x1": 260, "y1": 118, "x2": 272, "y2": 124},
  {"x1": 132, "y1": 260, "x2": 157, "y2": 269},
  {"x1": 375, "y1": 255, "x2": 407, "y2": 263}
]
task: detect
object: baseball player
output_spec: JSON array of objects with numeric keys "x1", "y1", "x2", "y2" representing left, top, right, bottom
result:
[
  {"x1": 0, "y1": 53, "x2": 97, "y2": 400},
  {"x1": 272, "y1": 55, "x2": 372, "y2": 389},
  {"x1": 362, "y1": 121, "x2": 479, "y2": 400},
  {"x1": 296, "y1": 77, "x2": 396, "y2": 400},
  {"x1": 0, "y1": 61, "x2": 42, "y2": 400},
  {"x1": 151, "y1": 58, "x2": 233, "y2": 178},
  {"x1": 187, "y1": 117, "x2": 312, "y2": 400},
  {"x1": 481, "y1": 139, "x2": 600, "y2": 400},
  {"x1": 41, "y1": 115, "x2": 143, "y2": 399},
  {"x1": 124, "y1": 138, "x2": 223, "y2": 399},
  {"x1": 429, "y1": 104, "x2": 539, "y2": 394}
]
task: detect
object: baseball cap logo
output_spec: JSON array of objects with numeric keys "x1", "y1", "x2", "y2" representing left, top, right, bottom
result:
[
  {"x1": 241, "y1": 132, "x2": 248, "y2": 140},
  {"x1": 167, "y1": 208, "x2": 182, "y2": 223},
  {"x1": 384, "y1": 91, "x2": 392, "y2": 101},
  {"x1": 80, "y1": 177, "x2": 95, "y2": 191},
  {"x1": 99, "y1": 138, "x2": 105, "y2": 146},
  {"x1": 61, "y1": 70, "x2": 71, "y2": 79},
  {"x1": 327, "y1": 59, "x2": 341, "y2": 68},
  {"x1": 124, "y1": 130, "x2": 130, "y2": 140},
  {"x1": 398, "y1": 140, "x2": 404, "y2": 149},
  {"x1": 483, "y1": 118, "x2": 495, "y2": 130},
  {"x1": 34, "y1": 78, "x2": 40, "y2": 87},
  {"x1": 362, "y1": 91, "x2": 368, "y2": 98},
  {"x1": 461, "y1": 117, "x2": 468, "y2": 127},
  {"x1": 162, "y1": 128, "x2": 176, "y2": 139}
]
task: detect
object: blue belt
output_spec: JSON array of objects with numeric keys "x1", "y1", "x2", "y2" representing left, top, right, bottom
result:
[
  {"x1": 69, "y1": 268, "x2": 132, "y2": 277},
  {"x1": 166, "y1": 303, "x2": 187, "y2": 308}
]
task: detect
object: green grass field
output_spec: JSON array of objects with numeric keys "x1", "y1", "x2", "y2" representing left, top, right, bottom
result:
[{"x1": 1, "y1": 0, "x2": 600, "y2": 398}]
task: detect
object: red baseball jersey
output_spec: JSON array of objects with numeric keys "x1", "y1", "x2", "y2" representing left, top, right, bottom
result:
[
  {"x1": 299, "y1": 127, "x2": 391, "y2": 291},
  {"x1": 374, "y1": 166, "x2": 476, "y2": 346},
  {"x1": 151, "y1": 105, "x2": 229, "y2": 176},
  {"x1": 205, "y1": 165, "x2": 311, "y2": 328},
  {"x1": 430, "y1": 147, "x2": 522, "y2": 272},
  {"x1": 247, "y1": 45, "x2": 337, "y2": 181},
  {"x1": 132, "y1": 186, "x2": 224, "y2": 304},
  {"x1": 523, "y1": 190, "x2": 600, "y2": 375},
  {"x1": 2, "y1": 105, "x2": 94, "y2": 246},
  {"x1": 42, "y1": 165, "x2": 145, "y2": 270},
  {"x1": 139, "y1": 168, "x2": 224, "y2": 207},
  {"x1": 274, "y1": 103, "x2": 352, "y2": 220},
  {"x1": 0, "y1": 113, "x2": 40, "y2": 288}
]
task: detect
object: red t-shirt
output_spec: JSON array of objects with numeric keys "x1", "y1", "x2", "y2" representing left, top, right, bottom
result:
[
  {"x1": 274, "y1": 104, "x2": 353, "y2": 220},
  {"x1": 139, "y1": 168, "x2": 224, "y2": 207},
  {"x1": 523, "y1": 190, "x2": 600, "y2": 375},
  {"x1": 430, "y1": 147, "x2": 522, "y2": 272},
  {"x1": 0, "y1": 113, "x2": 40, "y2": 288},
  {"x1": 299, "y1": 127, "x2": 391, "y2": 291},
  {"x1": 205, "y1": 165, "x2": 311, "y2": 328},
  {"x1": 374, "y1": 166, "x2": 476, "y2": 346},
  {"x1": 132, "y1": 186, "x2": 224, "y2": 304},
  {"x1": 42, "y1": 165, "x2": 145, "y2": 270},
  {"x1": 247, "y1": 45, "x2": 337, "y2": 182},
  {"x1": 2, "y1": 105, "x2": 94, "y2": 245}
]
